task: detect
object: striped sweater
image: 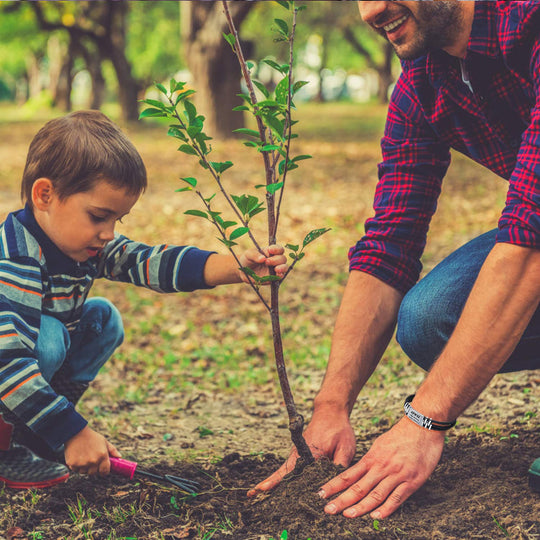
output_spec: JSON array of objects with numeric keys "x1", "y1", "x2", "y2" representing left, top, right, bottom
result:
[{"x1": 0, "y1": 206, "x2": 214, "y2": 450}]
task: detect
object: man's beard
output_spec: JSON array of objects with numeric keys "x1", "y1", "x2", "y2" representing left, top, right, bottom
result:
[{"x1": 379, "y1": 2, "x2": 464, "y2": 60}]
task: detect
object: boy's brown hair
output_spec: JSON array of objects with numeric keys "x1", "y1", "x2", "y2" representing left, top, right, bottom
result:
[{"x1": 21, "y1": 110, "x2": 147, "y2": 208}]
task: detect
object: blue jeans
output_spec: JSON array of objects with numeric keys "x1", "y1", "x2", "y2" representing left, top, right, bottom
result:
[
  {"x1": 36, "y1": 297, "x2": 124, "y2": 383},
  {"x1": 396, "y1": 229, "x2": 540, "y2": 373}
]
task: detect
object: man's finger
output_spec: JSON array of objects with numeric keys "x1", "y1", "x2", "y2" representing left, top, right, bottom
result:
[
  {"x1": 247, "y1": 454, "x2": 299, "y2": 496},
  {"x1": 319, "y1": 460, "x2": 369, "y2": 500}
]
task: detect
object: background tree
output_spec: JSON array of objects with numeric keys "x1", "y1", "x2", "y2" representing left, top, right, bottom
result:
[
  {"x1": 180, "y1": 1, "x2": 254, "y2": 138},
  {"x1": 29, "y1": 0, "x2": 139, "y2": 122}
]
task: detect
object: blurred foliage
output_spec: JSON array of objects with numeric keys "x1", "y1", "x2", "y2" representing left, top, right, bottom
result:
[{"x1": 0, "y1": 1, "x2": 392, "y2": 107}]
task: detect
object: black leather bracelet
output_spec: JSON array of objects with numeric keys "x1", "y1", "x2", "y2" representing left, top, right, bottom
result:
[{"x1": 403, "y1": 394, "x2": 456, "y2": 431}]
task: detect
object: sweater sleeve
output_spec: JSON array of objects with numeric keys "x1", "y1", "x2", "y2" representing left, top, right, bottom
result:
[
  {"x1": 348, "y1": 70, "x2": 451, "y2": 294},
  {"x1": 98, "y1": 234, "x2": 215, "y2": 292},
  {"x1": 0, "y1": 257, "x2": 87, "y2": 450}
]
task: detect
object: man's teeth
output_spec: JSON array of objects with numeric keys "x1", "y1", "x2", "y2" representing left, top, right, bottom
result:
[{"x1": 384, "y1": 15, "x2": 408, "y2": 32}]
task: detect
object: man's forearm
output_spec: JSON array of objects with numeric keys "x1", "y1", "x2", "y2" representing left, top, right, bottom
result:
[
  {"x1": 315, "y1": 270, "x2": 404, "y2": 415},
  {"x1": 413, "y1": 242, "x2": 540, "y2": 422}
]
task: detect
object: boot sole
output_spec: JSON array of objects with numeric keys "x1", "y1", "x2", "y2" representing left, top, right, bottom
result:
[{"x1": 0, "y1": 471, "x2": 69, "y2": 489}]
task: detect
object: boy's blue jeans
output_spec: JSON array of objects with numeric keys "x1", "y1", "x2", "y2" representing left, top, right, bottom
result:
[
  {"x1": 397, "y1": 229, "x2": 540, "y2": 373},
  {"x1": 36, "y1": 298, "x2": 124, "y2": 383}
]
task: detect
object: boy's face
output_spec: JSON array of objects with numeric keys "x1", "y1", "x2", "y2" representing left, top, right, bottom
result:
[{"x1": 35, "y1": 178, "x2": 139, "y2": 262}]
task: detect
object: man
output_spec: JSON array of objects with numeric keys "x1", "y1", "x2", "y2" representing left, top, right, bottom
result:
[{"x1": 250, "y1": 0, "x2": 540, "y2": 520}]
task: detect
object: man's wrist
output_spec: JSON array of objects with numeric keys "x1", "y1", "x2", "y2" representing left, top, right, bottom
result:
[{"x1": 403, "y1": 394, "x2": 456, "y2": 431}]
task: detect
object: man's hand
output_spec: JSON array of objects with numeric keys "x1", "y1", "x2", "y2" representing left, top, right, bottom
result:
[
  {"x1": 64, "y1": 425, "x2": 121, "y2": 475},
  {"x1": 248, "y1": 406, "x2": 356, "y2": 495},
  {"x1": 320, "y1": 417, "x2": 445, "y2": 519},
  {"x1": 238, "y1": 245, "x2": 288, "y2": 283}
]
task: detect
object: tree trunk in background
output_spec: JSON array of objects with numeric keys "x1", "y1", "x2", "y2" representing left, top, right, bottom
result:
[
  {"x1": 49, "y1": 36, "x2": 75, "y2": 112},
  {"x1": 100, "y1": 0, "x2": 139, "y2": 122},
  {"x1": 181, "y1": 1, "x2": 254, "y2": 139},
  {"x1": 376, "y1": 42, "x2": 394, "y2": 104},
  {"x1": 342, "y1": 27, "x2": 395, "y2": 104},
  {"x1": 26, "y1": 54, "x2": 42, "y2": 99},
  {"x1": 30, "y1": 0, "x2": 140, "y2": 122}
]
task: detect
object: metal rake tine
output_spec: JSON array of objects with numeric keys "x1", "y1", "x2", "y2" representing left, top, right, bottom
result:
[{"x1": 164, "y1": 474, "x2": 199, "y2": 493}]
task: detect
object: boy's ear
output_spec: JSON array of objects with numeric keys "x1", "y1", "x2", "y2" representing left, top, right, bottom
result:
[{"x1": 31, "y1": 178, "x2": 55, "y2": 210}]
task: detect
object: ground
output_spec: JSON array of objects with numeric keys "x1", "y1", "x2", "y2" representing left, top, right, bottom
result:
[{"x1": 0, "y1": 103, "x2": 538, "y2": 539}]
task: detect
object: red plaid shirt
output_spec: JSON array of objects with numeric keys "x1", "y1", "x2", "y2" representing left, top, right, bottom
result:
[{"x1": 349, "y1": 1, "x2": 540, "y2": 293}]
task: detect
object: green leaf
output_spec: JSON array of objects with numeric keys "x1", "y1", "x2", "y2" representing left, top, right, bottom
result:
[
  {"x1": 274, "y1": 18, "x2": 289, "y2": 37},
  {"x1": 223, "y1": 32, "x2": 236, "y2": 48},
  {"x1": 210, "y1": 161, "x2": 233, "y2": 174},
  {"x1": 178, "y1": 144, "x2": 198, "y2": 156},
  {"x1": 229, "y1": 226, "x2": 250, "y2": 240},
  {"x1": 173, "y1": 80, "x2": 187, "y2": 93},
  {"x1": 247, "y1": 61, "x2": 255, "y2": 70},
  {"x1": 292, "y1": 154, "x2": 312, "y2": 162},
  {"x1": 233, "y1": 128, "x2": 260, "y2": 138},
  {"x1": 259, "y1": 275, "x2": 282, "y2": 282},
  {"x1": 221, "y1": 220, "x2": 237, "y2": 229},
  {"x1": 265, "y1": 116, "x2": 285, "y2": 138},
  {"x1": 275, "y1": 76, "x2": 290, "y2": 104},
  {"x1": 233, "y1": 105, "x2": 250, "y2": 112},
  {"x1": 175, "y1": 187, "x2": 192, "y2": 192},
  {"x1": 175, "y1": 89, "x2": 196, "y2": 106},
  {"x1": 218, "y1": 238, "x2": 238, "y2": 248},
  {"x1": 257, "y1": 99, "x2": 281, "y2": 109},
  {"x1": 260, "y1": 144, "x2": 281, "y2": 152},
  {"x1": 266, "y1": 182, "x2": 284, "y2": 194},
  {"x1": 243, "y1": 141, "x2": 258, "y2": 148},
  {"x1": 143, "y1": 98, "x2": 167, "y2": 110},
  {"x1": 155, "y1": 82, "x2": 168, "y2": 95},
  {"x1": 139, "y1": 108, "x2": 165, "y2": 119},
  {"x1": 253, "y1": 80, "x2": 270, "y2": 98},
  {"x1": 276, "y1": 1, "x2": 291, "y2": 10},
  {"x1": 167, "y1": 126, "x2": 187, "y2": 142},
  {"x1": 285, "y1": 244, "x2": 299, "y2": 252},
  {"x1": 184, "y1": 209, "x2": 208, "y2": 219},
  {"x1": 303, "y1": 227, "x2": 331, "y2": 247},
  {"x1": 184, "y1": 100, "x2": 197, "y2": 123},
  {"x1": 262, "y1": 59, "x2": 287, "y2": 74},
  {"x1": 240, "y1": 267, "x2": 260, "y2": 281},
  {"x1": 180, "y1": 177, "x2": 197, "y2": 187},
  {"x1": 292, "y1": 80, "x2": 309, "y2": 95}
]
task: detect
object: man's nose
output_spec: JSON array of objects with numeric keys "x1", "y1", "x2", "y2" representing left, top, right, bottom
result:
[{"x1": 357, "y1": 1, "x2": 389, "y2": 24}]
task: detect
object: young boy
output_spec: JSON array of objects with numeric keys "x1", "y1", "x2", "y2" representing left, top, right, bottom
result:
[{"x1": 0, "y1": 110, "x2": 287, "y2": 489}]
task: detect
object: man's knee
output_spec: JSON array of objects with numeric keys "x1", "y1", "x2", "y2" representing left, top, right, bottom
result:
[{"x1": 396, "y1": 283, "x2": 455, "y2": 372}]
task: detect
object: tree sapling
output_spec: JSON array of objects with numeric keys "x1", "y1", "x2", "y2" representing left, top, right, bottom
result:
[{"x1": 140, "y1": 0, "x2": 328, "y2": 467}]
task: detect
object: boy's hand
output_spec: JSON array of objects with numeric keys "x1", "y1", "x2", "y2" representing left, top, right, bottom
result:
[
  {"x1": 238, "y1": 245, "x2": 288, "y2": 283},
  {"x1": 64, "y1": 425, "x2": 121, "y2": 475}
]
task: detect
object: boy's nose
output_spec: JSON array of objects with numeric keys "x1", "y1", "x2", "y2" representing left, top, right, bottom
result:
[{"x1": 98, "y1": 225, "x2": 115, "y2": 242}]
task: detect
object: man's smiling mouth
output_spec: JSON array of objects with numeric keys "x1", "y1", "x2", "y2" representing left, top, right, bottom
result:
[{"x1": 383, "y1": 14, "x2": 409, "y2": 33}]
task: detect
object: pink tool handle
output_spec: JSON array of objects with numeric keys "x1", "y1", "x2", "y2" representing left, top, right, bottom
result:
[{"x1": 109, "y1": 457, "x2": 138, "y2": 480}]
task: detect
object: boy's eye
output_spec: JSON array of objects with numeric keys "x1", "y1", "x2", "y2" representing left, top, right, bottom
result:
[{"x1": 89, "y1": 213, "x2": 107, "y2": 223}]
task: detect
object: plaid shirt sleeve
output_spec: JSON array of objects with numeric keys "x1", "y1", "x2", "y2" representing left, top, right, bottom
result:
[
  {"x1": 348, "y1": 71, "x2": 451, "y2": 294},
  {"x1": 497, "y1": 35, "x2": 540, "y2": 248}
]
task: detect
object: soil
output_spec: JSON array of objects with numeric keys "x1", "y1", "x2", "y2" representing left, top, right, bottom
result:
[{"x1": 1, "y1": 421, "x2": 539, "y2": 539}]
